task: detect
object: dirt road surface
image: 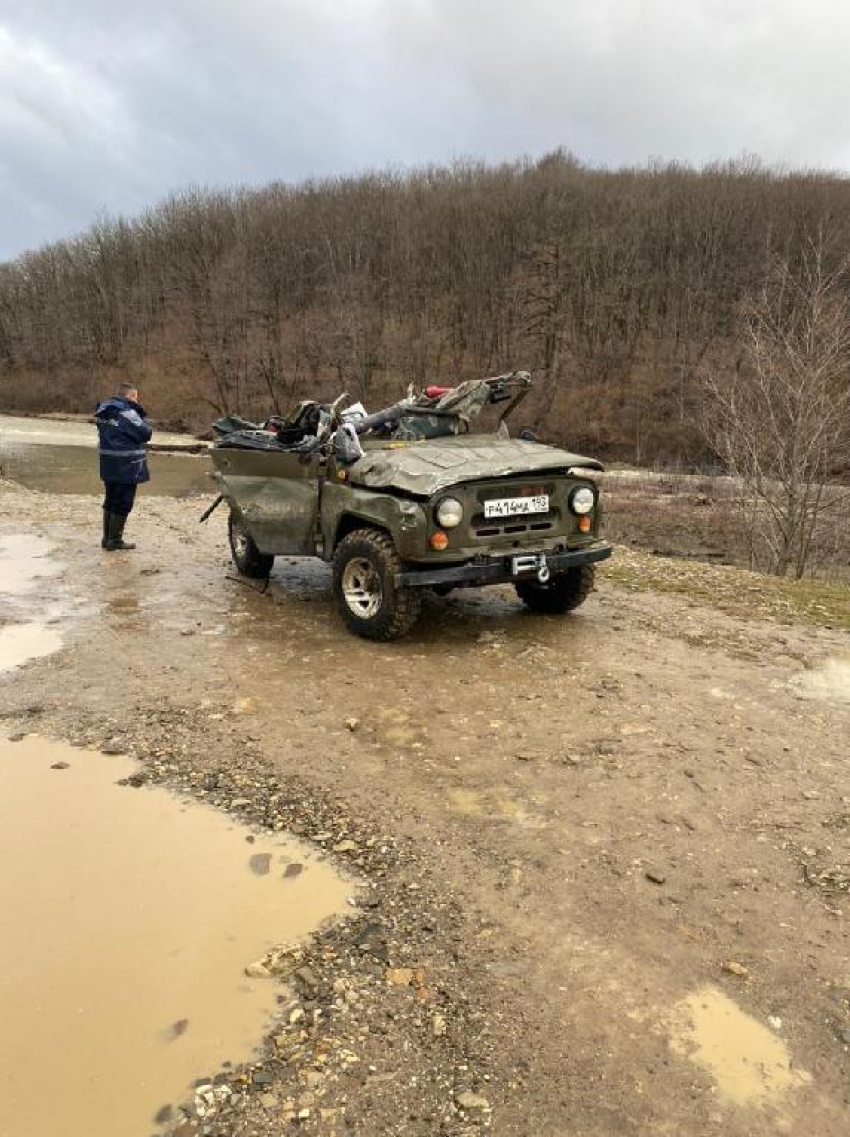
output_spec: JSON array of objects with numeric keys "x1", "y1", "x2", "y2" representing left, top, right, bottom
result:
[{"x1": 1, "y1": 481, "x2": 849, "y2": 1136}]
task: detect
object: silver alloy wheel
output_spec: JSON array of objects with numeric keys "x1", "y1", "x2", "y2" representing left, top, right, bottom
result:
[{"x1": 341, "y1": 557, "x2": 382, "y2": 618}]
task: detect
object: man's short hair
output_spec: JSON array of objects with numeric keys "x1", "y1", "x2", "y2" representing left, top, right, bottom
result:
[{"x1": 117, "y1": 382, "x2": 137, "y2": 397}]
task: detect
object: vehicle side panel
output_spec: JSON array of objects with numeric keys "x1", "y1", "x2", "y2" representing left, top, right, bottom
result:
[
  {"x1": 211, "y1": 449, "x2": 320, "y2": 555},
  {"x1": 320, "y1": 482, "x2": 428, "y2": 561}
]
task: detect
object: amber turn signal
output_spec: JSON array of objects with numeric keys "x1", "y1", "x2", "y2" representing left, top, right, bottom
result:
[
  {"x1": 430, "y1": 531, "x2": 449, "y2": 550},
  {"x1": 578, "y1": 515, "x2": 592, "y2": 533}
]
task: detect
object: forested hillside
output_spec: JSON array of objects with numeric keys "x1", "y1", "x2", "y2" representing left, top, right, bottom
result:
[{"x1": 2, "y1": 152, "x2": 850, "y2": 466}]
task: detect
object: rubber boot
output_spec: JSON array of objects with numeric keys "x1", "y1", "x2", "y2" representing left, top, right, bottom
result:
[
  {"x1": 103, "y1": 512, "x2": 134, "y2": 552},
  {"x1": 101, "y1": 509, "x2": 110, "y2": 549},
  {"x1": 103, "y1": 512, "x2": 120, "y2": 552},
  {"x1": 113, "y1": 513, "x2": 136, "y2": 551}
]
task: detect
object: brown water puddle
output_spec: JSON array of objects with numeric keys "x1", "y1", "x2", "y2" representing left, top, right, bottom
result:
[
  {"x1": 0, "y1": 621, "x2": 64, "y2": 673},
  {"x1": 0, "y1": 534, "x2": 66, "y2": 673},
  {"x1": 0, "y1": 533, "x2": 62, "y2": 595},
  {"x1": 0, "y1": 736, "x2": 351, "y2": 1137},
  {"x1": 668, "y1": 986, "x2": 811, "y2": 1110}
]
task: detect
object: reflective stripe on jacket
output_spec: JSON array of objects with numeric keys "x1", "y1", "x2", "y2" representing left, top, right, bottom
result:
[{"x1": 94, "y1": 397, "x2": 152, "y2": 484}]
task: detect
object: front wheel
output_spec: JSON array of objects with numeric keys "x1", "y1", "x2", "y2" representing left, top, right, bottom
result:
[
  {"x1": 332, "y1": 529, "x2": 422, "y2": 640},
  {"x1": 515, "y1": 564, "x2": 595, "y2": 614},
  {"x1": 228, "y1": 511, "x2": 274, "y2": 579}
]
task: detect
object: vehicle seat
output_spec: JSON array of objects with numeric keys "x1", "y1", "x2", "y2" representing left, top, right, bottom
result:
[{"x1": 272, "y1": 402, "x2": 322, "y2": 449}]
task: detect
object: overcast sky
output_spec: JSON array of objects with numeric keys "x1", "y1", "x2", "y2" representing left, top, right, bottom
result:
[{"x1": 2, "y1": 0, "x2": 849, "y2": 260}]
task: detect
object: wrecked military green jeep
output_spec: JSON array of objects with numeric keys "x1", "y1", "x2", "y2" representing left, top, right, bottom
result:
[{"x1": 210, "y1": 373, "x2": 612, "y2": 640}]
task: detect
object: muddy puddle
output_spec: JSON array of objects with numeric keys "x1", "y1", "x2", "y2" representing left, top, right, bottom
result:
[
  {"x1": 668, "y1": 986, "x2": 810, "y2": 1110},
  {"x1": 0, "y1": 414, "x2": 209, "y2": 496},
  {"x1": 0, "y1": 532, "x2": 62, "y2": 595},
  {"x1": 0, "y1": 621, "x2": 63, "y2": 672},
  {"x1": 0, "y1": 534, "x2": 66, "y2": 673},
  {"x1": 0, "y1": 735, "x2": 351, "y2": 1137}
]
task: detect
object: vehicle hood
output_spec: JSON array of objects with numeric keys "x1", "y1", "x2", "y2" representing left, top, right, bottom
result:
[{"x1": 347, "y1": 436, "x2": 603, "y2": 496}]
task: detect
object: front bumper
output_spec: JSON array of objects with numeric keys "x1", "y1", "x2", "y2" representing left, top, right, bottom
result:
[{"x1": 399, "y1": 542, "x2": 613, "y2": 588}]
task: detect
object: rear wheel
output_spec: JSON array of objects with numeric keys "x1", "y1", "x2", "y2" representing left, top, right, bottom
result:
[
  {"x1": 228, "y1": 511, "x2": 274, "y2": 579},
  {"x1": 332, "y1": 529, "x2": 422, "y2": 640},
  {"x1": 515, "y1": 564, "x2": 595, "y2": 614}
]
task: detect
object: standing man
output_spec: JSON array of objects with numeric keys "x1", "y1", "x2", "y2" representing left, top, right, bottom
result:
[{"x1": 94, "y1": 383, "x2": 152, "y2": 551}]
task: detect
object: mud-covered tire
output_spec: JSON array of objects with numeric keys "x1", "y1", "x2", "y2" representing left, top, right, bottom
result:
[
  {"x1": 332, "y1": 529, "x2": 422, "y2": 641},
  {"x1": 515, "y1": 564, "x2": 595, "y2": 614},
  {"x1": 228, "y1": 511, "x2": 274, "y2": 579}
]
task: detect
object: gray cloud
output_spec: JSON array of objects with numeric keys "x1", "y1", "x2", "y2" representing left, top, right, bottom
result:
[{"x1": 1, "y1": 0, "x2": 849, "y2": 258}]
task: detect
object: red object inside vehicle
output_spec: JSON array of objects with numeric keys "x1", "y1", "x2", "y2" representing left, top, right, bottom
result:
[{"x1": 425, "y1": 385, "x2": 451, "y2": 399}]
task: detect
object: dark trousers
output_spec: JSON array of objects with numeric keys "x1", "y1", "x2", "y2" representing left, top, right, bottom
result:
[{"x1": 102, "y1": 482, "x2": 137, "y2": 518}]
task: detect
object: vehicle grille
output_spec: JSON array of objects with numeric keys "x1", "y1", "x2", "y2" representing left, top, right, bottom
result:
[
  {"x1": 470, "y1": 480, "x2": 559, "y2": 539},
  {"x1": 472, "y1": 515, "x2": 558, "y2": 538}
]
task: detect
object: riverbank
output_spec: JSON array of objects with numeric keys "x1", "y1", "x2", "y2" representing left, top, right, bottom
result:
[{"x1": 0, "y1": 414, "x2": 211, "y2": 495}]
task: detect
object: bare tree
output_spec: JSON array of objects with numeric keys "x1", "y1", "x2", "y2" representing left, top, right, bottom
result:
[
  {"x1": 703, "y1": 239, "x2": 850, "y2": 577},
  {"x1": 3, "y1": 155, "x2": 850, "y2": 484}
]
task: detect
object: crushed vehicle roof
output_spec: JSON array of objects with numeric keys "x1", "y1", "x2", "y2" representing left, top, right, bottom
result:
[
  {"x1": 347, "y1": 435, "x2": 603, "y2": 496},
  {"x1": 210, "y1": 371, "x2": 605, "y2": 491}
]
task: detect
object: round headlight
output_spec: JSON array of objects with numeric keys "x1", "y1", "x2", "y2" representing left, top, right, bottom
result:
[
  {"x1": 569, "y1": 486, "x2": 595, "y2": 515},
  {"x1": 435, "y1": 497, "x2": 463, "y2": 528}
]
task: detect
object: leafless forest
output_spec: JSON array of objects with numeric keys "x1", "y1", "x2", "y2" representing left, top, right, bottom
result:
[{"x1": 2, "y1": 151, "x2": 850, "y2": 468}]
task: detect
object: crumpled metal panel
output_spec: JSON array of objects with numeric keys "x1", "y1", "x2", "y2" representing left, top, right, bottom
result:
[{"x1": 348, "y1": 438, "x2": 603, "y2": 496}]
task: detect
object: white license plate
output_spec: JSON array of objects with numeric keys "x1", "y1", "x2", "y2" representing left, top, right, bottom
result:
[{"x1": 484, "y1": 494, "x2": 549, "y2": 519}]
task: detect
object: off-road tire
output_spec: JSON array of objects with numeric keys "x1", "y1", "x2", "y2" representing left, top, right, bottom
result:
[
  {"x1": 228, "y1": 511, "x2": 274, "y2": 579},
  {"x1": 515, "y1": 564, "x2": 595, "y2": 614},
  {"x1": 332, "y1": 529, "x2": 422, "y2": 641}
]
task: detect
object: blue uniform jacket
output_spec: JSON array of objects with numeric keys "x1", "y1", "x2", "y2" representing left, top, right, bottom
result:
[{"x1": 94, "y1": 397, "x2": 152, "y2": 484}]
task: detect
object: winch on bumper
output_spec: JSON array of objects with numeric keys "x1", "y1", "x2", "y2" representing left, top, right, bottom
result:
[{"x1": 398, "y1": 541, "x2": 613, "y2": 588}]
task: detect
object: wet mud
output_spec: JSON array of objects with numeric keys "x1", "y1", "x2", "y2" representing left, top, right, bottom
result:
[
  {"x1": 0, "y1": 735, "x2": 350, "y2": 1137},
  {"x1": 1, "y1": 476, "x2": 849, "y2": 1136}
]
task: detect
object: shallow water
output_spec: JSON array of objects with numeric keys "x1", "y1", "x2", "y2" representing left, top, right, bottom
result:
[
  {"x1": 0, "y1": 621, "x2": 63, "y2": 672},
  {"x1": 0, "y1": 532, "x2": 63, "y2": 595},
  {"x1": 668, "y1": 986, "x2": 810, "y2": 1109},
  {"x1": 0, "y1": 534, "x2": 66, "y2": 673},
  {"x1": 0, "y1": 735, "x2": 350, "y2": 1137},
  {"x1": 0, "y1": 414, "x2": 210, "y2": 496}
]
